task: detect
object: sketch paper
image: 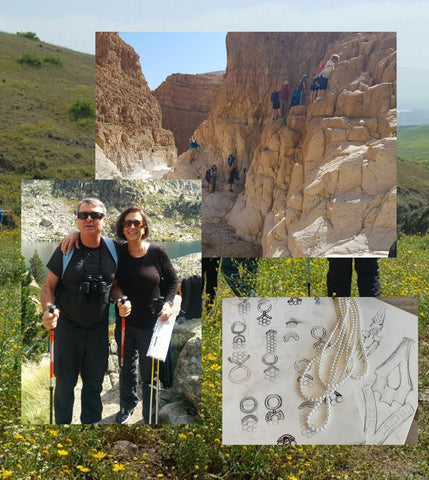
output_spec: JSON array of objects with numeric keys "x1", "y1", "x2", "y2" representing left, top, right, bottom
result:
[{"x1": 222, "y1": 297, "x2": 418, "y2": 445}]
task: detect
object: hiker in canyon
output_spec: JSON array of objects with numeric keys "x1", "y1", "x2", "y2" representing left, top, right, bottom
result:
[
  {"x1": 209, "y1": 164, "x2": 218, "y2": 193},
  {"x1": 227, "y1": 154, "x2": 239, "y2": 192},
  {"x1": 280, "y1": 80, "x2": 291, "y2": 117},
  {"x1": 40, "y1": 198, "x2": 128, "y2": 424},
  {"x1": 298, "y1": 74, "x2": 309, "y2": 105},
  {"x1": 327, "y1": 258, "x2": 380, "y2": 297},
  {"x1": 310, "y1": 54, "x2": 340, "y2": 102},
  {"x1": 189, "y1": 138, "x2": 199, "y2": 163},
  {"x1": 270, "y1": 89, "x2": 281, "y2": 120}
]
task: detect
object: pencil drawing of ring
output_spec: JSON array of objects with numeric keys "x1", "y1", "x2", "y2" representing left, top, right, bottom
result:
[
  {"x1": 265, "y1": 394, "x2": 282, "y2": 410},
  {"x1": 240, "y1": 396, "x2": 258, "y2": 414},
  {"x1": 228, "y1": 365, "x2": 251, "y2": 384},
  {"x1": 257, "y1": 298, "x2": 272, "y2": 313},
  {"x1": 262, "y1": 353, "x2": 278, "y2": 366},
  {"x1": 311, "y1": 325, "x2": 326, "y2": 350},
  {"x1": 231, "y1": 321, "x2": 247, "y2": 334}
]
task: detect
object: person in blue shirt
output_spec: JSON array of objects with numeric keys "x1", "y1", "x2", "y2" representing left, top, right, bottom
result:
[
  {"x1": 209, "y1": 164, "x2": 218, "y2": 193},
  {"x1": 189, "y1": 138, "x2": 199, "y2": 163}
]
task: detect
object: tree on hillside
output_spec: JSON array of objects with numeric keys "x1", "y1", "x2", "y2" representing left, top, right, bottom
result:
[
  {"x1": 30, "y1": 250, "x2": 45, "y2": 287},
  {"x1": 21, "y1": 258, "x2": 45, "y2": 361}
]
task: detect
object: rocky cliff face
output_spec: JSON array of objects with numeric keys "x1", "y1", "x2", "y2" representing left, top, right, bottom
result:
[
  {"x1": 95, "y1": 32, "x2": 177, "y2": 179},
  {"x1": 154, "y1": 72, "x2": 224, "y2": 155},
  {"x1": 170, "y1": 32, "x2": 396, "y2": 256}
]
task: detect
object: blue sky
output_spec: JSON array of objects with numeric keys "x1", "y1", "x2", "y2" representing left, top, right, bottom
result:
[
  {"x1": 1, "y1": 0, "x2": 429, "y2": 119},
  {"x1": 119, "y1": 32, "x2": 227, "y2": 90}
]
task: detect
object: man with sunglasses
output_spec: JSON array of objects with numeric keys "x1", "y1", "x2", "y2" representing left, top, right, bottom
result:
[{"x1": 41, "y1": 198, "x2": 128, "y2": 424}]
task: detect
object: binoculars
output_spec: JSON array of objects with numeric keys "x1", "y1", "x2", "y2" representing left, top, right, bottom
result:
[{"x1": 79, "y1": 274, "x2": 109, "y2": 305}]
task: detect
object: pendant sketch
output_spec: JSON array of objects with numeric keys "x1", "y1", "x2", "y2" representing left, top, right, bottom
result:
[
  {"x1": 362, "y1": 337, "x2": 416, "y2": 444},
  {"x1": 277, "y1": 434, "x2": 297, "y2": 445}
]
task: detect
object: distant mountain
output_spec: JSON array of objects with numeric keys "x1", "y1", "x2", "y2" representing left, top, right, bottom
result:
[
  {"x1": 398, "y1": 109, "x2": 429, "y2": 127},
  {"x1": 0, "y1": 31, "x2": 95, "y2": 179},
  {"x1": 398, "y1": 124, "x2": 429, "y2": 164}
]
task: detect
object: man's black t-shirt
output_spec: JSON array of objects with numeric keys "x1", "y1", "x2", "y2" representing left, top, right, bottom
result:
[
  {"x1": 47, "y1": 238, "x2": 117, "y2": 328},
  {"x1": 115, "y1": 243, "x2": 178, "y2": 329}
]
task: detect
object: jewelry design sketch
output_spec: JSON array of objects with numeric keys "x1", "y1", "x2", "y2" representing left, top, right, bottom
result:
[
  {"x1": 238, "y1": 298, "x2": 251, "y2": 316},
  {"x1": 277, "y1": 434, "x2": 297, "y2": 445},
  {"x1": 283, "y1": 332, "x2": 299, "y2": 343},
  {"x1": 288, "y1": 297, "x2": 302, "y2": 305},
  {"x1": 311, "y1": 326, "x2": 327, "y2": 350},
  {"x1": 262, "y1": 353, "x2": 280, "y2": 381},
  {"x1": 265, "y1": 329, "x2": 277, "y2": 353},
  {"x1": 257, "y1": 298, "x2": 272, "y2": 326},
  {"x1": 362, "y1": 306, "x2": 386, "y2": 356},
  {"x1": 228, "y1": 351, "x2": 251, "y2": 384},
  {"x1": 231, "y1": 321, "x2": 247, "y2": 349},
  {"x1": 240, "y1": 396, "x2": 258, "y2": 414},
  {"x1": 363, "y1": 338, "x2": 415, "y2": 444},
  {"x1": 265, "y1": 394, "x2": 285, "y2": 424},
  {"x1": 241, "y1": 415, "x2": 258, "y2": 433}
]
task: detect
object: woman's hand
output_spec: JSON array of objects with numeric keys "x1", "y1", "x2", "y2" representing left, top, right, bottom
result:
[
  {"x1": 59, "y1": 230, "x2": 80, "y2": 254},
  {"x1": 117, "y1": 298, "x2": 132, "y2": 317},
  {"x1": 158, "y1": 302, "x2": 172, "y2": 322}
]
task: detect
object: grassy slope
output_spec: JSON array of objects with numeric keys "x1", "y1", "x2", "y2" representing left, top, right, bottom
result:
[
  {"x1": 0, "y1": 31, "x2": 95, "y2": 181},
  {"x1": 397, "y1": 125, "x2": 429, "y2": 165}
]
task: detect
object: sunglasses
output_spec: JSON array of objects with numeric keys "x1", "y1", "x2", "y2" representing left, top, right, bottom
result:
[
  {"x1": 123, "y1": 220, "x2": 145, "y2": 228},
  {"x1": 77, "y1": 211, "x2": 105, "y2": 220}
]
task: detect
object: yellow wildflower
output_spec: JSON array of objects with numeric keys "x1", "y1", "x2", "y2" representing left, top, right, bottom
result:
[
  {"x1": 57, "y1": 450, "x2": 69, "y2": 456},
  {"x1": 112, "y1": 464, "x2": 125, "y2": 472}
]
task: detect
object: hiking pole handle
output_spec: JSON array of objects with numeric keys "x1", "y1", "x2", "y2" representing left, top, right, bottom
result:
[
  {"x1": 120, "y1": 296, "x2": 127, "y2": 368},
  {"x1": 48, "y1": 304, "x2": 56, "y2": 425}
]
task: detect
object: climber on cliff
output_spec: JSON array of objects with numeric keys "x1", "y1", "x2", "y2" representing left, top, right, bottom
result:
[
  {"x1": 227, "y1": 154, "x2": 239, "y2": 192},
  {"x1": 280, "y1": 80, "x2": 291, "y2": 117},
  {"x1": 298, "y1": 74, "x2": 309, "y2": 105},
  {"x1": 189, "y1": 138, "x2": 199, "y2": 163},
  {"x1": 310, "y1": 54, "x2": 340, "y2": 102},
  {"x1": 209, "y1": 164, "x2": 218, "y2": 193},
  {"x1": 270, "y1": 89, "x2": 281, "y2": 120}
]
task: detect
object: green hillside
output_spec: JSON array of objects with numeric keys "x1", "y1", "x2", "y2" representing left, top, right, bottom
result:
[
  {"x1": 398, "y1": 158, "x2": 429, "y2": 234},
  {"x1": 0, "y1": 31, "x2": 95, "y2": 180},
  {"x1": 398, "y1": 124, "x2": 429, "y2": 164}
]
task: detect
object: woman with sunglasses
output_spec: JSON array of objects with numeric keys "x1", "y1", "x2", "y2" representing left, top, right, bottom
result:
[
  {"x1": 112, "y1": 205, "x2": 179, "y2": 424},
  {"x1": 61, "y1": 205, "x2": 178, "y2": 424}
]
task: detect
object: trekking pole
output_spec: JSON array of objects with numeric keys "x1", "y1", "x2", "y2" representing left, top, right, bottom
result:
[
  {"x1": 149, "y1": 357, "x2": 155, "y2": 425},
  {"x1": 48, "y1": 304, "x2": 56, "y2": 425},
  {"x1": 119, "y1": 296, "x2": 128, "y2": 369},
  {"x1": 155, "y1": 359, "x2": 160, "y2": 424},
  {"x1": 306, "y1": 259, "x2": 311, "y2": 297}
]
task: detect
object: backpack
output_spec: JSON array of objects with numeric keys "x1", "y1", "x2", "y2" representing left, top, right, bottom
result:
[
  {"x1": 205, "y1": 169, "x2": 211, "y2": 183},
  {"x1": 62, "y1": 236, "x2": 118, "y2": 278},
  {"x1": 179, "y1": 274, "x2": 202, "y2": 319},
  {"x1": 280, "y1": 84, "x2": 290, "y2": 99},
  {"x1": 290, "y1": 89, "x2": 301, "y2": 107},
  {"x1": 271, "y1": 91, "x2": 280, "y2": 103}
]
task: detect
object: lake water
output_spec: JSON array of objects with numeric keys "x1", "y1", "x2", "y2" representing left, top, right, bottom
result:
[{"x1": 22, "y1": 239, "x2": 201, "y2": 272}]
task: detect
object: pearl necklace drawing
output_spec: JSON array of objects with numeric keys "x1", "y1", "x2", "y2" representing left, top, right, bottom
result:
[{"x1": 299, "y1": 297, "x2": 369, "y2": 432}]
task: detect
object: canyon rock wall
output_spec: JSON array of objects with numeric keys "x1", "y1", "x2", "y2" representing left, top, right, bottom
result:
[
  {"x1": 154, "y1": 72, "x2": 224, "y2": 155},
  {"x1": 95, "y1": 32, "x2": 177, "y2": 178},
  {"x1": 171, "y1": 32, "x2": 397, "y2": 256}
]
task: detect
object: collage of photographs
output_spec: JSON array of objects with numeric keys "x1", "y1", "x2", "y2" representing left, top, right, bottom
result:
[{"x1": 0, "y1": 5, "x2": 428, "y2": 479}]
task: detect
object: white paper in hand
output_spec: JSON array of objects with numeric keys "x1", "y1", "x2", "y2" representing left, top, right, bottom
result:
[{"x1": 147, "y1": 316, "x2": 175, "y2": 362}]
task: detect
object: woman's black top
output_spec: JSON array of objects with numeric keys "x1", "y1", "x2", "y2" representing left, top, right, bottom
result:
[{"x1": 116, "y1": 243, "x2": 179, "y2": 329}]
